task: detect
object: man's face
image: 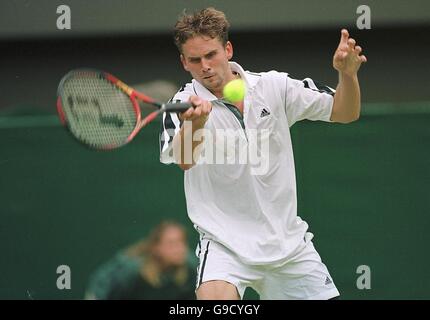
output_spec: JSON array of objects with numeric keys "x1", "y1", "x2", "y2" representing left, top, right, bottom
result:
[{"x1": 180, "y1": 36, "x2": 233, "y2": 94}]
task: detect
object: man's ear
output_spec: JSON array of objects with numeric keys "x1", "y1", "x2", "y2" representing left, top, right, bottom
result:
[
  {"x1": 225, "y1": 41, "x2": 233, "y2": 60},
  {"x1": 180, "y1": 54, "x2": 189, "y2": 71}
]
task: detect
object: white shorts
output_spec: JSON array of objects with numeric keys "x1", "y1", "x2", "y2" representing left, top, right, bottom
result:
[{"x1": 195, "y1": 233, "x2": 340, "y2": 300}]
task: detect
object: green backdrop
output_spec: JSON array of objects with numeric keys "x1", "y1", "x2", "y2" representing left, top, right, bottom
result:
[{"x1": 0, "y1": 105, "x2": 429, "y2": 299}]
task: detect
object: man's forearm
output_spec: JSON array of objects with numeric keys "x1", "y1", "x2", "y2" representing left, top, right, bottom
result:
[
  {"x1": 331, "y1": 73, "x2": 361, "y2": 123},
  {"x1": 173, "y1": 118, "x2": 206, "y2": 170}
]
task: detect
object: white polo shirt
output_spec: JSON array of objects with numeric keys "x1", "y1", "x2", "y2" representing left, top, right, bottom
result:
[{"x1": 160, "y1": 62, "x2": 334, "y2": 265}]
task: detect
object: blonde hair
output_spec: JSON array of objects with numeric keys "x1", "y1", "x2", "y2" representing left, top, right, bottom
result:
[
  {"x1": 173, "y1": 7, "x2": 230, "y2": 53},
  {"x1": 125, "y1": 221, "x2": 188, "y2": 287}
]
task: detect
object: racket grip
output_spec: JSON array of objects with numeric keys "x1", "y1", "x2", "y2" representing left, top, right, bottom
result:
[{"x1": 163, "y1": 102, "x2": 192, "y2": 113}]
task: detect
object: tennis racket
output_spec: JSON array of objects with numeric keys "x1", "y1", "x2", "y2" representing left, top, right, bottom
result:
[{"x1": 56, "y1": 69, "x2": 191, "y2": 150}]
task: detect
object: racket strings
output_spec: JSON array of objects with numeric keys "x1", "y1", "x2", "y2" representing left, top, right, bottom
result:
[{"x1": 60, "y1": 72, "x2": 137, "y2": 148}]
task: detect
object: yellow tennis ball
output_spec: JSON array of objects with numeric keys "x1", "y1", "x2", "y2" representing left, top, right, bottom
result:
[{"x1": 223, "y1": 79, "x2": 245, "y2": 102}]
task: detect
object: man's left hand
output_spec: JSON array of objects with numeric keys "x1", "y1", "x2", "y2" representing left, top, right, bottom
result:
[{"x1": 333, "y1": 29, "x2": 367, "y2": 77}]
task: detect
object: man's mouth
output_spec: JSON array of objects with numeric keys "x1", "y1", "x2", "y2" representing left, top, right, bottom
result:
[{"x1": 203, "y1": 75, "x2": 215, "y2": 79}]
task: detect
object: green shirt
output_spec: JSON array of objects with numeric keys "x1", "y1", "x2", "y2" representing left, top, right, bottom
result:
[{"x1": 86, "y1": 252, "x2": 197, "y2": 300}]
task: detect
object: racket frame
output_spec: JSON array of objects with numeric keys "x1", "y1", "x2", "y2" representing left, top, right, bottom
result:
[{"x1": 56, "y1": 69, "x2": 190, "y2": 150}]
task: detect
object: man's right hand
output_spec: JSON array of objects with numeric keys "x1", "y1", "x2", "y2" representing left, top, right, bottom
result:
[{"x1": 179, "y1": 96, "x2": 212, "y2": 124}]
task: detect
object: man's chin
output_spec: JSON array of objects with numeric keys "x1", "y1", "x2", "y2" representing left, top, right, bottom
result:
[{"x1": 203, "y1": 79, "x2": 221, "y2": 91}]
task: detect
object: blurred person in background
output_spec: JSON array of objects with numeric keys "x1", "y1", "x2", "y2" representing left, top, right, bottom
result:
[{"x1": 85, "y1": 221, "x2": 197, "y2": 300}]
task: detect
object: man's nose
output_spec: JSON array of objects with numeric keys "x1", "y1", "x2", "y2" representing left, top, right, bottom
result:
[{"x1": 201, "y1": 58, "x2": 211, "y2": 72}]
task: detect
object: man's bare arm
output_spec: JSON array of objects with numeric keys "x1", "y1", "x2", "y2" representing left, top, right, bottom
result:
[
  {"x1": 331, "y1": 29, "x2": 367, "y2": 124},
  {"x1": 173, "y1": 96, "x2": 212, "y2": 170}
]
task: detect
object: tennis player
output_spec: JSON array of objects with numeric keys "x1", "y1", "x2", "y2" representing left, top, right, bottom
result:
[{"x1": 160, "y1": 7, "x2": 366, "y2": 300}]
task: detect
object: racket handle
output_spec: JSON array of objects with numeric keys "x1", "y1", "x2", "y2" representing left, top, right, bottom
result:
[{"x1": 162, "y1": 102, "x2": 192, "y2": 113}]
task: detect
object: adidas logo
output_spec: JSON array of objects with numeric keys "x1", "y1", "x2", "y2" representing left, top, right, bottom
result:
[
  {"x1": 325, "y1": 276, "x2": 333, "y2": 285},
  {"x1": 260, "y1": 108, "x2": 270, "y2": 118}
]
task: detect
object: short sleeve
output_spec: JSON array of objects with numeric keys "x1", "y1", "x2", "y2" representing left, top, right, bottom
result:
[
  {"x1": 159, "y1": 84, "x2": 193, "y2": 164},
  {"x1": 159, "y1": 109, "x2": 182, "y2": 164},
  {"x1": 284, "y1": 75, "x2": 335, "y2": 127}
]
